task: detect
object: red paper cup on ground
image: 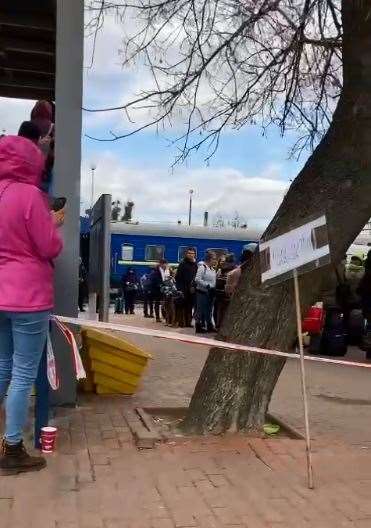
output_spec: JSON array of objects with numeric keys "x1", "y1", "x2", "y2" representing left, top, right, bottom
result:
[{"x1": 40, "y1": 426, "x2": 57, "y2": 454}]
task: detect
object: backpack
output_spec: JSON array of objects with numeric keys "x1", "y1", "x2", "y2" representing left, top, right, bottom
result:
[
  {"x1": 141, "y1": 274, "x2": 152, "y2": 292},
  {"x1": 125, "y1": 281, "x2": 138, "y2": 292}
]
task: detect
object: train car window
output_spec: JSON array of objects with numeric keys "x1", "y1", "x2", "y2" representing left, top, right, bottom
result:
[
  {"x1": 145, "y1": 245, "x2": 165, "y2": 262},
  {"x1": 178, "y1": 246, "x2": 197, "y2": 262},
  {"x1": 121, "y1": 244, "x2": 134, "y2": 261},
  {"x1": 206, "y1": 248, "x2": 228, "y2": 260}
]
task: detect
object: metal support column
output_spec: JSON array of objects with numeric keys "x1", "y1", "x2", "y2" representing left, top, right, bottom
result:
[{"x1": 52, "y1": 0, "x2": 84, "y2": 405}]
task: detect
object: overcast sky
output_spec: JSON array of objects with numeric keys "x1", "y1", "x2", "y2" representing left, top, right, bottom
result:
[{"x1": 0, "y1": 13, "x2": 304, "y2": 229}]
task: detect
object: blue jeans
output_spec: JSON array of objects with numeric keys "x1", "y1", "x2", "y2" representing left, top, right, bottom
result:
[
  {"x1": 195, "y1": 292, "x2": 213, "y2": 328},
  {"x1": 0, "y1": 311, "x2": 50, "y2": 444}
]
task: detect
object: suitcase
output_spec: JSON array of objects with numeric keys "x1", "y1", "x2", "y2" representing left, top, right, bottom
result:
[
  {"x1": 347, "y1": 309, "x2": 365, "y2": 346},
  {"x1": 321, "y1": 308, "x2": 347, "y2": 356},
  {"x1": 321, "y1": 329, "x2": 347, "y2": 356}
]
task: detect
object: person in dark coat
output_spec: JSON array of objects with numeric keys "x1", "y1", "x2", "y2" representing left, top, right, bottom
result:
[
  {"x1": 345, "y1": 255, "x2": 364, "y2": 309},
  {"x1": 141, "y1": 271, "x2": 154, "y2": 318},
  {"x1": 225, "y1": 243, "x2": 258, "y2": 297},
  {"x1": 357, "y1": 256, "x2": 371, "y2": 358},
  {"x1": 149, "y1": 259, "x2": 169, "y2": 322},
  {"x1": 121, "y1": 268, "x2": 139, "y2": 314},
  {"x1": 175, "y1": 248, "x2": 197, "y2": 327},
  {"x1": 78, "y1": 258, "x2": 88, "y2": 312},
  {"x1": 214, "y1": 253, "x2": 237, "y2": 329},
  {"x1": 358, "y1": 256, "x2": 371, "y2": 321}
]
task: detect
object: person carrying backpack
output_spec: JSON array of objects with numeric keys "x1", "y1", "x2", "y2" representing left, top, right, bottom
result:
[
  {"x1": 141, "y1": 271, "x2": 154, "y2": 318},
  {"x1": 161, "y1": 269, "x2": 182, "y2": 326},
  {"x1": 176, "y1": 248, "x2": 197, "y2": 327},
  {"x1": 149, "y1": 259, "x2": 169, "y2": 322}
]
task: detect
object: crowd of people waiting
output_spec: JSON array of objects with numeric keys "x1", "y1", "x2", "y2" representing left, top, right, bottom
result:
[{"x1": 115, "y1": 244, "x2": 257, "y2": 334}]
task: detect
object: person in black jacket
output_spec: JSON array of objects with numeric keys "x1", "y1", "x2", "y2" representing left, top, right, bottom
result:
[
  {"x1": 176, "y1": 248, "x2": 197, "y2": 327},
  {"x1": 121, "y1": 268, "x2": 139, "y2": 314},
  {"x1": 140, "y1": 271, "x2": 154, "y2": 318},
  {"x1": 78, "y1": 258, "x2": 88, "y2": 312}
]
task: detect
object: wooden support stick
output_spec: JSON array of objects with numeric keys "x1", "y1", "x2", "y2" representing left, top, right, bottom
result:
[{"x1": 293, "y1": 268, "x2": 314, "y2": 489}]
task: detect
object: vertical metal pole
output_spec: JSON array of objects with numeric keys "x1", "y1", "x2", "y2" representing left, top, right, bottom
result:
[
  {"x1": 99, "y1": 195, "x2": 111, "y2": 322},
  {"x1": 293, "y1": 268, "x2": 314, "y2": 489},
  {"x1": 188, "y1": 190, "x2": 193, "y2": 226},
  {"x1": 91, "y1": 166, "x2": 96, "y2": 210},
  {"x1": 91, "y1": 168, "x2": 94, "y2": 210},
  {"x1": 203, "y1": 211, "x2": 209, "y2": 227},
  {"x1": 52, "y1": 0, "x2": 84, "y2": 405}
]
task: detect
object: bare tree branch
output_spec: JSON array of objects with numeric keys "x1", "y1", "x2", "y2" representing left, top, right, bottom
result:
[{"x1": 85, "y1": 0, "x2": 343, "y2": 161}]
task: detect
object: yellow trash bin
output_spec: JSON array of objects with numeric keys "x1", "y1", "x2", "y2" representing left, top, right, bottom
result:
[{"x1": 81, "y1": 328, "x2": 152, "y2": 395}]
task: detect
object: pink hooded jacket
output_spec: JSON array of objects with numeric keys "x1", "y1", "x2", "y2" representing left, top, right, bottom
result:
[{"x1": 0, "y1": 136, "x2": 63, "y2": 312}]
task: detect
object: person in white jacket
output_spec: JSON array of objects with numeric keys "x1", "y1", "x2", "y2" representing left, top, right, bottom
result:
[{"x1": 195, "y1": 252, "x2": 217, "y2": 333}]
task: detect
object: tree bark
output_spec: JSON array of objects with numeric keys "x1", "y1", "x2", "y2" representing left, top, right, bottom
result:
[{"x1": 183, "y1": 0, "x2": 371, "y2": 435}]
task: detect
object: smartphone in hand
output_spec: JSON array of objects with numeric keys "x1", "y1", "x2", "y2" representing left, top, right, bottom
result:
[{"x1": 51, "y1": 197, "x2": 67, "y2": 212}]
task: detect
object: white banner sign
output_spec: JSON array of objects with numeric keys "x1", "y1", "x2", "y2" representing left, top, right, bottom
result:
[{"x1": 260, "y1": 215, "x2": 330, "y2": 283}]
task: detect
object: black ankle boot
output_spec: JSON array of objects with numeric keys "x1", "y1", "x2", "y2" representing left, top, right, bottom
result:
[
  {"x1": 195, "y1": 324, "x2": 206, "y2": 334},
  {"x1": 0, "y1": 440, "x2": 46, "y2": 476}
]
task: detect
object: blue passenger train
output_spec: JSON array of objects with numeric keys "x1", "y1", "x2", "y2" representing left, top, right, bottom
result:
[{"x1": 110, "y1": 222, "x2": 262, "y2": 286}]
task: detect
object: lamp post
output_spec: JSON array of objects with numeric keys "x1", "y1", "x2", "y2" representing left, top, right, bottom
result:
[
  {"x1": 90, "y1": 163, "x2": 97, "y2": 210},
  {"x1": 188, "y1": 189, "x2": 194, "y2": 226}
]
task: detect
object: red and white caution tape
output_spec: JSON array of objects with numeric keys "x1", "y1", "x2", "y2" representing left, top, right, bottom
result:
[
  {"x1": 55, "y1": 315, "x2": 371, "y2": 370},
  {"x1": 52, "y1": 317, "x2": 87, "y2": 380},
  {"x1": 46, "y1": 333, "x2": 60, "y2": 390}
]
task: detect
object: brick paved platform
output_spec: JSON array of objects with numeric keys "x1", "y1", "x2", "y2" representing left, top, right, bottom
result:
[
  {"x1": 2, "y1": 313, "x2": 371, "y2": 527},
  {"x1": 110, "y1": 313, "x2": 371, "y2": 445},
  {"x1": 2, "y1": 395, "x2": 371, "y2": 528}
]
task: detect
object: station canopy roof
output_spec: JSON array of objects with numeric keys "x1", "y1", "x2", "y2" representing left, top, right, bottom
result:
[{"x1": 0, "y1": 0, "x2": 55, "y2": 100}]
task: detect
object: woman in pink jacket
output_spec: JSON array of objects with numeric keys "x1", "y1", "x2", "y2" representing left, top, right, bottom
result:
[{"x1": 0, "y1": 133, "x2": 63, "y2": 475}]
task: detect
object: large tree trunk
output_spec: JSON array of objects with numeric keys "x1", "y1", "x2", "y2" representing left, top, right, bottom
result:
[{"x1": 183, "y1": 0, "x2": 371, "y2": 435}]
